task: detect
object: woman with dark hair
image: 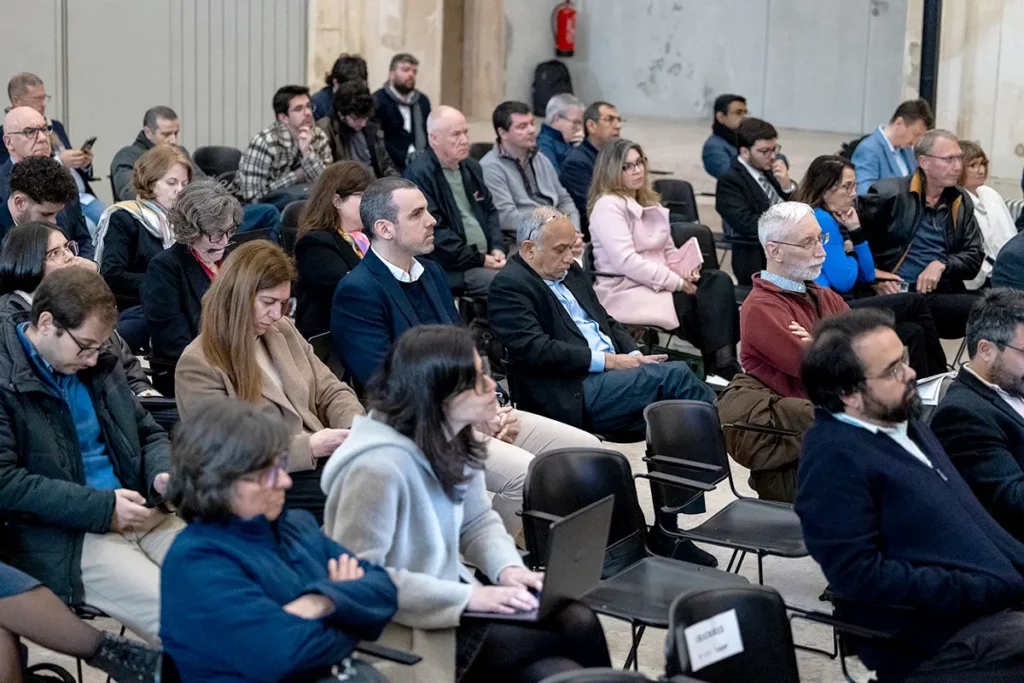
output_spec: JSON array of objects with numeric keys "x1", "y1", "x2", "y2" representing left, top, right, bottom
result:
[
  {"x1": 174, "y1": 240, "x2": 364, "y2": 522},
  {"x1": 316, "y1": 80, "x2": 398, "y2": 180},
  {"x1": 322, "y1": 325, "x2": 611, "y2": 683},
  {"x1": 0, "y1": 222, "x2": 156, "y2": 394},
  {"x1": 294, "y1": 161, "x2": 373, "y2": 335},
  {"x1": 160, "y1": 398, "x2": 397, "y2": 683}
]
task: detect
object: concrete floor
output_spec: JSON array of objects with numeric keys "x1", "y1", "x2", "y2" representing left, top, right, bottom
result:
[{"x1": 28, "y1": 116, "x2": 987, "y2": 682}]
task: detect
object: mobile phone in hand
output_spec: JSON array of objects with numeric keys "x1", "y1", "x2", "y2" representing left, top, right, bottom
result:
[{"x1": 80, "y1": 137, "x2": 97, "y2": 153}]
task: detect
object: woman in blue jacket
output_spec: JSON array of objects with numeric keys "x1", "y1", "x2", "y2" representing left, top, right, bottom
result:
[{"x1": 160, "y1": 398, "x2": 397, "y2": 683}]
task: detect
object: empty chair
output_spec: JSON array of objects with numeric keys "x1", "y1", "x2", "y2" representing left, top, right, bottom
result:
[
  {"x1": 192, "y1": 145, "x2": 243, "y2": 177},
  {"x1": 653, "y1": 178, "x2": 700, "y2": 224}
]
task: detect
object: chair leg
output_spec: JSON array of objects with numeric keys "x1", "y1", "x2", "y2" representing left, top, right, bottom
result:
[
  {"x1": 733, "y1": 551, "x2": 747, "y2": 574},
  {"x1": 76, "y1": 657, "x2": 84, "y2": 683},
  {"x1": 725, "y1": 549, "x2": 740, "y2": 572},
  {"x1": 622, "y1": 623, "x2": 645, "y2": 670},
  {"x1": 757, "y1": 553, "x2": 764, "y2": 585}
]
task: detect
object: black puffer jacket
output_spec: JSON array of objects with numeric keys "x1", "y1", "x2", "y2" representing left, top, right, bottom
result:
[{"x1": 0, "y1": 318, "x2": 169, "y2": 603}]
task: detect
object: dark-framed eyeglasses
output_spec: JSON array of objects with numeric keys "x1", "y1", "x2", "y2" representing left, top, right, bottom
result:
[
  {"x1": 999, "y1": 343, "x2": 1024, "y2": 356},
  {"x1": 753, "y1": 143, "x2": 782, "y2": 155},
  {"x1": 59, "y1": 326, "x2": 103, "y2": 358},
  {"x1": 865, "y1": 347, "x2": 910, "y2": 381},
  {"x1": 771, "y1": 232, "x2": 830, "y2": 250},
  {"x1": 622, "y1": 158, "x2": 647, "y2": 173},
  {"x1": 239, "y1": 462, "x2": 289, "y2": 488},
  {"x1": 44, "y1": 241, "x2": 78, "y2": 263},
  {"x1": 12, "y1": 124, "x2": 53, "y2": 139},
  {"x1": 204, "y1": 224, "x2": 239, "y2": 243},
  {"x1": 923, "y1": 153, "x2": 963, "y2": 165}
]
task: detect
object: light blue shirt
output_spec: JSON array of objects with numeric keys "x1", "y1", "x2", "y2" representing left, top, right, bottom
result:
[
  {"x1": 544, "y1": 278, "x2": 633, "y2": 372},
  {"x1": 759, "y1": 270, "x2": 807, "y2": 293},
  {"x1": 879, "y1": 125, "x2": 910, "y2": 176}
]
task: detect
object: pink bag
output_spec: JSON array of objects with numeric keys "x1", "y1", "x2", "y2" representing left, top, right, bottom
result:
[{"x1": 665, "y1": 236, "x2": 704, "y2": 277}]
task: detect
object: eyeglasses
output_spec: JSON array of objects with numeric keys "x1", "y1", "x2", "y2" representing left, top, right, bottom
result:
[
  {"x1": 542, "y1": 212, "x2": 569, "y2": 224},
  {"x1": 44, "y1": 241, "x2": 78, "y2": 263},
  {"x1": 622, "y1": 158, "x2": 647, "y2": 173},
  {"x1": 203, "y1": 224, "x2": 239, "y2": 243},
  {"x1": 289, "y1": 103, "x2": 313, "y2": 114},
  {"x1": 865, "y1": 347, "x2": 911, "y2": 381},
  {"x1": 599, "y1": 115, "x2": 624, "y2": 124},
  {"x1": 564, "y1": 117, "x2": 584, "y2": 130},
  {"x1": 923, "y1": 153, "x2": 963, "y2": 165},
  {"x1": 771, "y1": 232, "x2": 829, "y2": 250},
  {"x1": 59, "y1": 326, "x2": 103, "y2": 358},
  {"x1": 753, "y1": 144, "x2": 782, "y2": 155},
  {"x1": 835, "y1": 180, "x2": 857, "y2": 195},
  {"x1": 11, "y1": 124, "x2": 53, "y2": 139},
  {"x1": 257, "y1": 295, "x2": 297, "y2": 318},
  {"x1": 1000, "y1": 343, "x2": 1024, "y2": 356},
  {"x1": 239, "y1": 462, "x2": 289, "y2": 488}
]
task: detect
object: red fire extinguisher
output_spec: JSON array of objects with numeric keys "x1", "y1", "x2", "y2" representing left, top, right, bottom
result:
[{"x1": 553, "y1": 1, "x2": 576, "y2": 57}]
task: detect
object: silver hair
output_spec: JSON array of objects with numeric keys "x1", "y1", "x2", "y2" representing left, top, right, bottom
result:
[
  {"x1": 758, "y1": 201, "x2": 814, "y2": 248},
  {"x1": 914, "y1": 128, "x2": 958, "y2": 158},
  {"x1": 516, "y1": 206, "x2": 563, "y2": 246},
  {"x1": 168, "y1": 178, "x2": 244, "y2": 244},
  {"x1": 545, "y1": 93, "x2": 583, "y2": 125},
  {"x1": 7, "y1": 73, "x2": 43, "y2": 103}
]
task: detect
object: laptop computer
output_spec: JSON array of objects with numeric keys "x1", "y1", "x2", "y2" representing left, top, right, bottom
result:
[{"x1": 463, "y1": 494, "x2": 613, "y2": 622}]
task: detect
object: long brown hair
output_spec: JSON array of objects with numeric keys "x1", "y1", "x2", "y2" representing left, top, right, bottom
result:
[
  {"x1": 200, "y1": 241, "x2": 297, "y2": 403},
  {"x1": 586, "y1": 138, "x2": 661, "y2": 217},
  {"x1": 297, "y1": 161, "x2": 373, "y2": 239}
]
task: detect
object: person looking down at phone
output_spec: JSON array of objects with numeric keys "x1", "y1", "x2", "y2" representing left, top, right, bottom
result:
[
  {"x1": 0, "y1": 267, "x2": 182, "y2": 644},
  {"x1": 588, "y1": 138, "x2": 741, "y2": 380}
]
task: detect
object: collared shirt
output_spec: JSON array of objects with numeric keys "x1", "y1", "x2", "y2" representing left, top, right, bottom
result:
[
  {"x1": 964, "y1": 364, "x2": 1024, "y2": 421},
  {"x1": 832, "y1": 411, "x2": 933, "y2": 469},
  {"x1": 759, "y1": 270, "x2": 807, "y2": 293},
  {"x1": 738, "y1": 156, "x2": 792, "y2": 197},
  {"x1": 236, "y1": 120, "x2": 333, "y2": 203},
  {"x1": 898, "y1": 199, "x2": 949, "y2": 282},
  {"x1": 497, "y1": 143, "x2": 551, "y2": 205},
  {"x1": 372, "y1": 247, "x2": 424, "y2": 283},
  {"x1": 879, "y1": 125, "x2": 910, "y2": 176},
  {"x1": 544, "y1": 277, "x2": 619, "y2": 372}
]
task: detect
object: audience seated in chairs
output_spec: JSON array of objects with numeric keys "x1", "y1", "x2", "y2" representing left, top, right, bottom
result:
[
  {"x1": 0, "y1": 560, "x2": 159, "y2": 683},
  {"x1": 559, "y1": 101, "x2": 622, "y2": 237},
  {"x1": 798, "y1": 307, "x2": 1024, "y2": 682},
  {"x1": 373, "y1": 53, "x2": 431, "y2": 173},
  {"x1": 236, "y1": 85, "x2": 333, "y2": 211},
  {"x1": 110, "y1": 105, "x2": 282, "y2": 240},
  {"x1": 858, "y1": 129, "x2": 983, "y2": 339},
  {"x1": 701, "y1": 93, "x2": 749, "y2": 180},
  {"x1": 1, "y1": 108, "x2": 94, "y2": 257},
  {"x1": 587, "y1": 138, "x2": 740, "y2": 379},
  {"x1": 402, "y1": 105, "x2": 506, "y2": 295},
  {"x1": 331, "y1": 178, "x2": 600, "y2": 536},
  {"x1": 851, "y1": 98, "x2": 933, "y2": 195},
  {"x1": 311, "y1": 53, "x2": 368, "y2": 122},
  {"x1": 173, "y1": 240, "x2": 364, "y2": 524},
  {"x1": 0, "y1": 267, "x2": 182, "y2": 643},
  {"x1": 141, "y1": 178, "x2": 241, "y2": 392},
  {"x1": 0, "y1": 154, "x2": 83, "y2": 250},
  {"x1": 958, "y1": 140, "x2": 1016, "y2": 290},
  {"x1": 480, "y1": 100, "x2": 580, "y2": 244},
  {"x1": 316, "y1": 79, "x2": 398, "y2": 180},
  {"x1": 0, "y1": 222, "x2": 155, "y2": 396},
  {"x1": 294, "y1": 161, "x2": 372, "y2": 336},
  {"x1": 932, "y1": 289, "x2": 1024, "y2": 541},
  {"x1": 322, "y1": 325, "x2": 612, "y2": 682},
  {"x1": 715, "y1": 117, "x2": 796, "y2": 286},
  {"x1": 537, "y1": 92, "x2": 584, "y2": 174},
  {"x1": 161, "y1": 398, "x2": 397, "y2": 683}
]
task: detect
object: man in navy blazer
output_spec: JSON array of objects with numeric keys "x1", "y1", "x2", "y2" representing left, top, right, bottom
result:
[
  {"x1": 851, "y1": 99, "x2": 933, "y2": 195},
  {"x1": 798, "y1": 307, "x2": 1024, "y2": 682}
]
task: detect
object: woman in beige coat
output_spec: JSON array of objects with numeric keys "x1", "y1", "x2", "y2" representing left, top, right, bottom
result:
[{"x1": 175, "y1": 240, "x2": 364, "y2": 523}]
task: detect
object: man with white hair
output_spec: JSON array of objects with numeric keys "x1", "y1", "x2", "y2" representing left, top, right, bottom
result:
[
  {"x1": 402, "y1": 104, "x2": 505, "y2": 295},
  {"x1": 537, "y1": 93, "x2": 584, "y2": 173}
]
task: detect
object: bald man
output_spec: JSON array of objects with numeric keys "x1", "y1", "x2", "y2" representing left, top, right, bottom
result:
[
  {"x1": 1, "y1": 107, "x2": 94, "y2": 258},
  {"x1": 402, "y1": 105, "x2": 505, "y2": 296}
]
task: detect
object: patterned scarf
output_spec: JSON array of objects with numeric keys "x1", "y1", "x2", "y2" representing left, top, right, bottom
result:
[{"x1": 93, "y1": 199, "x2": 174, "y2": 267}]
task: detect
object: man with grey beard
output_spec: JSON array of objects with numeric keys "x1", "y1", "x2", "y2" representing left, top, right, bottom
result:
[{"x1": 933, "y1": 288, "x2": 1024, "y2": 541}]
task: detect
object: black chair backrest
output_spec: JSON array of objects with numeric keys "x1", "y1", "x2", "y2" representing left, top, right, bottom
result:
[
  {"x1": 522, "y1": 447, "x2": 648, "y2": 577},
  {"x1": 653, "y1": 179, "x2": 700, "y2": 223},
  {"x1": 193, "y1": 146, "x2": 242, "y2": 178},
  {"x1": 469, "y1": 142, "x2": 494, "y2": 161},
  {"x1": 160, "y1": 652, "x2": 183, "y2": 683},
  {"x1": 671, "y1": 222, "x2": 719, "y2": 270},
  {"x1": 666, "y1": 585, "x2": 799, "y2": 683},
  {"x1": 309, "y1": 331, "x2": 332, "y2": 363},
  {"x1": 281, "y1": 200, "x2": 306, "y2": 255},
  {"x1": 644, "y1": 400, "x2": 728, "y2": 514}
]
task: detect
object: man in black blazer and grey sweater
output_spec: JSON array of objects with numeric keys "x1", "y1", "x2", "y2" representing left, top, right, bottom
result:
[
  {"x1": 714, "y1": 118, "x2": 795, "y2": 286},
  {"x1": 933, "y1": 289, "x2": 1024, "y2": 541},
  {"x1": 488, "y1": 207, "x2": 713, "y2": 440}
]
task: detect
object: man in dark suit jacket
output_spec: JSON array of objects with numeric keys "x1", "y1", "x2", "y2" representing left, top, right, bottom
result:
[
  {"x1": 488, "y1": 206, "x2": 713, "y2": 439},
  {"x1": 933, "y1": 289, "x2": 1024, "y2": 541},
  {"x1": 992, "y1": 230, "x2": 1024, "y2": 291},
  {"x1": 714, "y1": 118, "x2": 795, "y2": 286},
  {"x1": 799, "y1": 308, "x2": 1024, "y2": 682},
  {"x1": 559, "y1": 100, "x2": 621, "y2": 238}
]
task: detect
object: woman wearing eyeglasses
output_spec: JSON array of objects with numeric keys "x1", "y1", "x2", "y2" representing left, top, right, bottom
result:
[
  {"x1": 958, "y1": 141, "x2": 1015, "y2": 291},
  {"x1": 0, "y1": 222, "x2": 156, "y2": 395},
  {"x1": 587, "y1": 138, "x2": 741, "y2": 379},
  {"x1": 161, "y1": 398, "x2": 397, "y2": 683},
  {"x1": 174, "y1": 240, "x2": 364, "y2": 522},
  {"x1": 140, "y1": 179, "x2": 242, "y2": 394}
]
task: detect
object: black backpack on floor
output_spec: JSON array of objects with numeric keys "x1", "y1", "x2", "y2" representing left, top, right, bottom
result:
[{"x1": 532, "y1": 60, "x2": 573, "y2": 116}]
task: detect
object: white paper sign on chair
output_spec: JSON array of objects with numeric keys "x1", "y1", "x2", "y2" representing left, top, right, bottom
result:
[{"x1": 683, "y1": 608, "x2": 745, "y2": 672}]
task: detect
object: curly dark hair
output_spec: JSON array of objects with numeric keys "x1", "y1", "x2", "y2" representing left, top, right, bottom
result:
[
  {"x1": 9, "y1": 156, "x2": 77, "y2": 205},
  {"x1": 326, "y1": 54, "x2": 368, "y2": 87},
  {"x1": 332, "y1": 80, "x2": 376, "y2": 120}
]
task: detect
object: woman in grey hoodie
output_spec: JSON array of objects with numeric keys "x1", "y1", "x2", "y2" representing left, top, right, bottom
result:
[{"x1": 322, "y1": 325, "x2": 610, "y2": 683}]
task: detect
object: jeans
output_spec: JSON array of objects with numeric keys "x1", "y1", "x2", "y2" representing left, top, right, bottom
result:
[
  {"x1": 117, "y1": 305, "x2": 149, "y2": 353},
  {"x1": 241, "y1": 203, "x2": 283, "y2": 244}
]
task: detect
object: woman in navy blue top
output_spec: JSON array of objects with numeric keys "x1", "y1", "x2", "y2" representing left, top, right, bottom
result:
[{"x1": 160, "y1": 398, "x2": 397, "y2": 683}]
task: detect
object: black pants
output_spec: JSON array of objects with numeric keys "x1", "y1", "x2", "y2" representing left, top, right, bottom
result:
[
  {"x1": 848, "y1": 293, "x2": 948, "y2": 376},
  {"x1": 904, "y1": 609, "x2": 1024, "y2": 682},
  {"x1": 458, "y1": 601, "x2": 611, "y2": 683},
  {"x1": 671, "y1": 269, "x2": 739, "y2": 362},
  {"x1": 921, "y1": 291, "x2": 981, "y2": 340},
  {"x1": 730, "y1": 244, "x2": 766, "y2": 287},
  {"x1": 285, "y1": 464, "x2": 328, "y2": 526}
]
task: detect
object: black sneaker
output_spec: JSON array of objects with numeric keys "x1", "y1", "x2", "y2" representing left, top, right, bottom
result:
[
  {"x1": 648, "y1": 532, "x2": 719, "y2": 568},
  {"x1": 86, "y1": 633, "x2": 159, "y2": 683}
]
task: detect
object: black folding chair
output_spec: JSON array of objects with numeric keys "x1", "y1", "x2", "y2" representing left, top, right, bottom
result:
[
  {"x1": 670, "y1": 222, "x2": 720, "y2": 270},
  {"x1": 642, "y1": 401, "x2": 808, "y2": 586},
  {"x1": 72, "y1": 605, "x2": 125, "y2": 683},
  {"x1": 281, "y1": 200, "x2": 307, "y2": 255},
  {"x1": 521, "y1": 447, "x2": 748, "y2": 671},
  {"x1": 139, "y1": 396, "x2": 179, "y2": 432},
  {"x1": 469, "y1": 142, "x2": 494, "y2": 161},
  {"x1": 653, "y1": 179, "x2": 700, "y2": 224},
  {"x1": 192, "y1": 146, "x2": 242, "y2": 177},
  {"x1": 665, "y1": 585, "x2": 799, "y2": 683}
]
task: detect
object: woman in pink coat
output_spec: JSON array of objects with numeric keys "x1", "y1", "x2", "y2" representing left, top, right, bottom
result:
[{"x1": 588, "y1": 139, "x2": 740, "y2": 379}]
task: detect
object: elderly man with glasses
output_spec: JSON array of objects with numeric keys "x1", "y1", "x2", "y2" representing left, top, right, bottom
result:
[{"x1": 858, "y1": 128, "x2": 983, "y2": 339}]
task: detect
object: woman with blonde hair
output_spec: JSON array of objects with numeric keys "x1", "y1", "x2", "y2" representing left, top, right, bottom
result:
[
  {"x1": 587, "y1": 138, "x2": 740, "y2": 378},
  {"x1": 958, "y1": 140, "x2": 1015, "y2": 290},
  {"x1": 174, "y1": 240, "x2": 364, "y2": 522}
]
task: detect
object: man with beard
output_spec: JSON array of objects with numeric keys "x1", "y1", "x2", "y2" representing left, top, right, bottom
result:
[
  {"x1": 374, "y1": 53, "x2": 431, "y2": 173},
  {"x1": 797, "y1": 308, "x2": 1024, "y2": 682},
  {"x1": 932, "y1": 289, "x2": 1024, "y2": 540}
]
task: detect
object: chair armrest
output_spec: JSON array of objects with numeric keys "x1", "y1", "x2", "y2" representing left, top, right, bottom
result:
[
  {"x1": 636, "y1": 472, "x2": 714, "y2": 492},
  {"x1": 354, "y1": 641, "x2": 422, "y2": 666},
  {"x1": 643, "y1": 455, "x2": 723, "y2": 474},
  {"x1": 787, "y1": 606, "x2": 896, "y2": 641},
  {"x1": 138, "y1": 397, "x2": 177, "y2": 412},
  {"x1": 518, "y1": 509, "x2": 563, "y2": 524},
  {"x1": 592, "y1": 270, "x2": 624, "y2": 278},
  {"x1": 721, "y1": 422, "x2": 802, "y2": 437}
]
